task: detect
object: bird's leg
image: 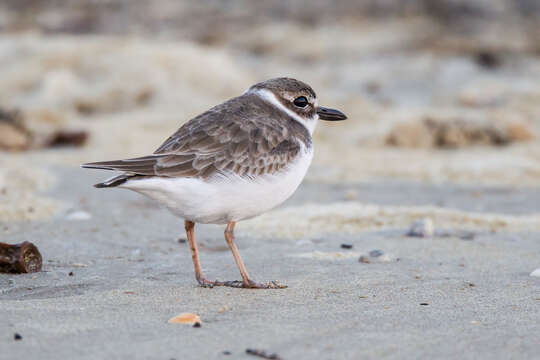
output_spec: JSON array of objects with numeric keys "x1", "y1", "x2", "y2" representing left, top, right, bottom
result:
[
  {"x1": 217, "y1": 221, "x2": 287, "y2": 289},
  {"x1": 184, "y1": 220, "x2": 216, "y2": 288}
]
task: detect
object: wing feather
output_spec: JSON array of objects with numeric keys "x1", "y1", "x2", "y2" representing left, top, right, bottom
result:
[{"x1": 83, "y1": 94, "x2": 310, "y2": 180}]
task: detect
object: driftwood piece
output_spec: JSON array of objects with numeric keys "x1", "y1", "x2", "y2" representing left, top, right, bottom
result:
[{"x1": 0, "y1": 241, "x2": 42, "y2": 273}]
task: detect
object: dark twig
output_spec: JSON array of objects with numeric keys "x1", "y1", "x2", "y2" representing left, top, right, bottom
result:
[{"x1": 246, "y1": 348, "x2": 281, "y2": 360}]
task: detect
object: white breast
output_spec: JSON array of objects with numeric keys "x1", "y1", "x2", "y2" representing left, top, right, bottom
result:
[{"x1": 119, "y1": 146, "x2": 314, "y2": 224}]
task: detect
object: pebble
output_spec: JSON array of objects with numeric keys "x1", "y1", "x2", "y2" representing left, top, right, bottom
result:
[
  {"x1": 359, "y1": 250, "x2": 397, "y2": 263},
  {"x1": 65, "y1": 210, "x2": 92, "y2": 221},
  {"x1": 14, "y1": 333, "x2": 22, "y2": 341},
  {"x1": 218, "y1": 305, "x2": 230, "y2": 313},
  {"x1": 407, "y1": 218, "x2": 434, "y2": 237},
  {"x1": 369, "y1": 250, "x2": 383, "y2": 257},
  {"x1": 474, "y1": 51, "x2": 500, "y2": 69},
  {"x1": 529, "y1": 268, "x2": 540, "y2": 278}
]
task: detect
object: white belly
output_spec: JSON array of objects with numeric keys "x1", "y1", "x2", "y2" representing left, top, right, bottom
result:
[{"x1": 119, "y1": 148, "x2": 313, "y2": 224}]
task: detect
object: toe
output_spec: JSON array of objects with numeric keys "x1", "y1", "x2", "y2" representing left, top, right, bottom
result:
[
  {"x1": 197, "y1": 278, "x2": 215, "y2": 288},
  {"x1": 245, "y1": 280, "x2": 287, "y2": 289}
]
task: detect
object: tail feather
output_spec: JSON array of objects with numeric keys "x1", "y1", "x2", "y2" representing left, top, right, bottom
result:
[
  {"x1": 82, "y1": 157, "x2": 159, "y2": 188},
  {"x1": 81, "y1": 156, "x2": 160, "y2": 175}
]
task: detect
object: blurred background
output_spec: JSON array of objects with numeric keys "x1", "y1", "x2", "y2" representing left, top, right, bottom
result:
[{"x1": 1, "y1": 0, "x2": 540, "y2": 222}]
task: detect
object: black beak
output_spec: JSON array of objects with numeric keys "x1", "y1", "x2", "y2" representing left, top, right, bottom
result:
[{"x1": 317, "y1": 106, "x2": 347, "y2": 121}]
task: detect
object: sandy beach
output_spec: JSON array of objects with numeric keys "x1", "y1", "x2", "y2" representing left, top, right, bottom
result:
[{"x1": 1, "y1": 1, "x2": 540, "y2": 359}]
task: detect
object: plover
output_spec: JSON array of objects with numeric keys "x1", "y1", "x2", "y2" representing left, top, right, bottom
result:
[{"x1": 82, "y1": 77, "x2": 347, "y2": 289}]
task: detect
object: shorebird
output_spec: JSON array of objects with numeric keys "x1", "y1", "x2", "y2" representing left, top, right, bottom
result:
[{"x1": 82, "y1": 77, "x2": 347, "y2": 289}]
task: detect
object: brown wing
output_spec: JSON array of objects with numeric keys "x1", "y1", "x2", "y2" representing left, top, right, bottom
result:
[{"x1": 82, "y1": 94, "x2": 309, "y2": 179}]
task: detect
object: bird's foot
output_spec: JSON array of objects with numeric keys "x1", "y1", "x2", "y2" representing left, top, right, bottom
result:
[
  {"x1": 196, "y1": 278, "x2": 217, "y2": 288},
  {"x1": 212, "y1": 279, "x2": 287, "y2": 289}
]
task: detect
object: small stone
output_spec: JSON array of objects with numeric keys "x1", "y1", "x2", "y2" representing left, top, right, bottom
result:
[
  {"x1": 65, "y1": 210, "x2": 92, "y2": 221},
  {"x1": 359, "y1": 255, "x2": 370, "y2": 263},
  {"x1": 222, "y1": 351, "x2": 231, "y2": 355},
  {"x1": 341, "y1": 244, "x2": 353, "y2": 249},
  {"x1": 458, "y1": 231, "x2": 475, "y2": 241},
  {"x1": 369, "y1": 249, "x2": 383, "y2": 257},
  {"x1": 407, "y1": 218, "x2": 434, "y2": 237},
  {"x1": 474, "y1": 51, "x2": 500, "y2": 69},
  {"x1": 359, "y1": 250, "x2": 396, "y2": 264},
  {"x1": 218, "y1": 305, "x2": 230, "y2": 313},
  {"x1": 14, "y1": 333, "x2": 22, "y2": 341},
  {"x1": 178, "y1": 238, "x2": 187, "y2": 244},
  {"x1": 529, "y1": 268, "x2": 540, "y2": 278}
]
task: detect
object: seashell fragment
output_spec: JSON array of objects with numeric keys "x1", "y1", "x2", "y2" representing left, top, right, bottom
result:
[{"x1": 168, "y1": 312, "x2": 202, "y2": 326}]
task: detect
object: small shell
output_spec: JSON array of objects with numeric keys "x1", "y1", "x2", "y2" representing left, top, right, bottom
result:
[{"x1": 168, "y1": 313, "x2": 202, "y2": 325}]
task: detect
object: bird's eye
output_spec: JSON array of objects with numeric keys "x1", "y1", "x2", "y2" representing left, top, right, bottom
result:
[{"x1": 293, "y1": 96, "x2": 309, "y2": 108}]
